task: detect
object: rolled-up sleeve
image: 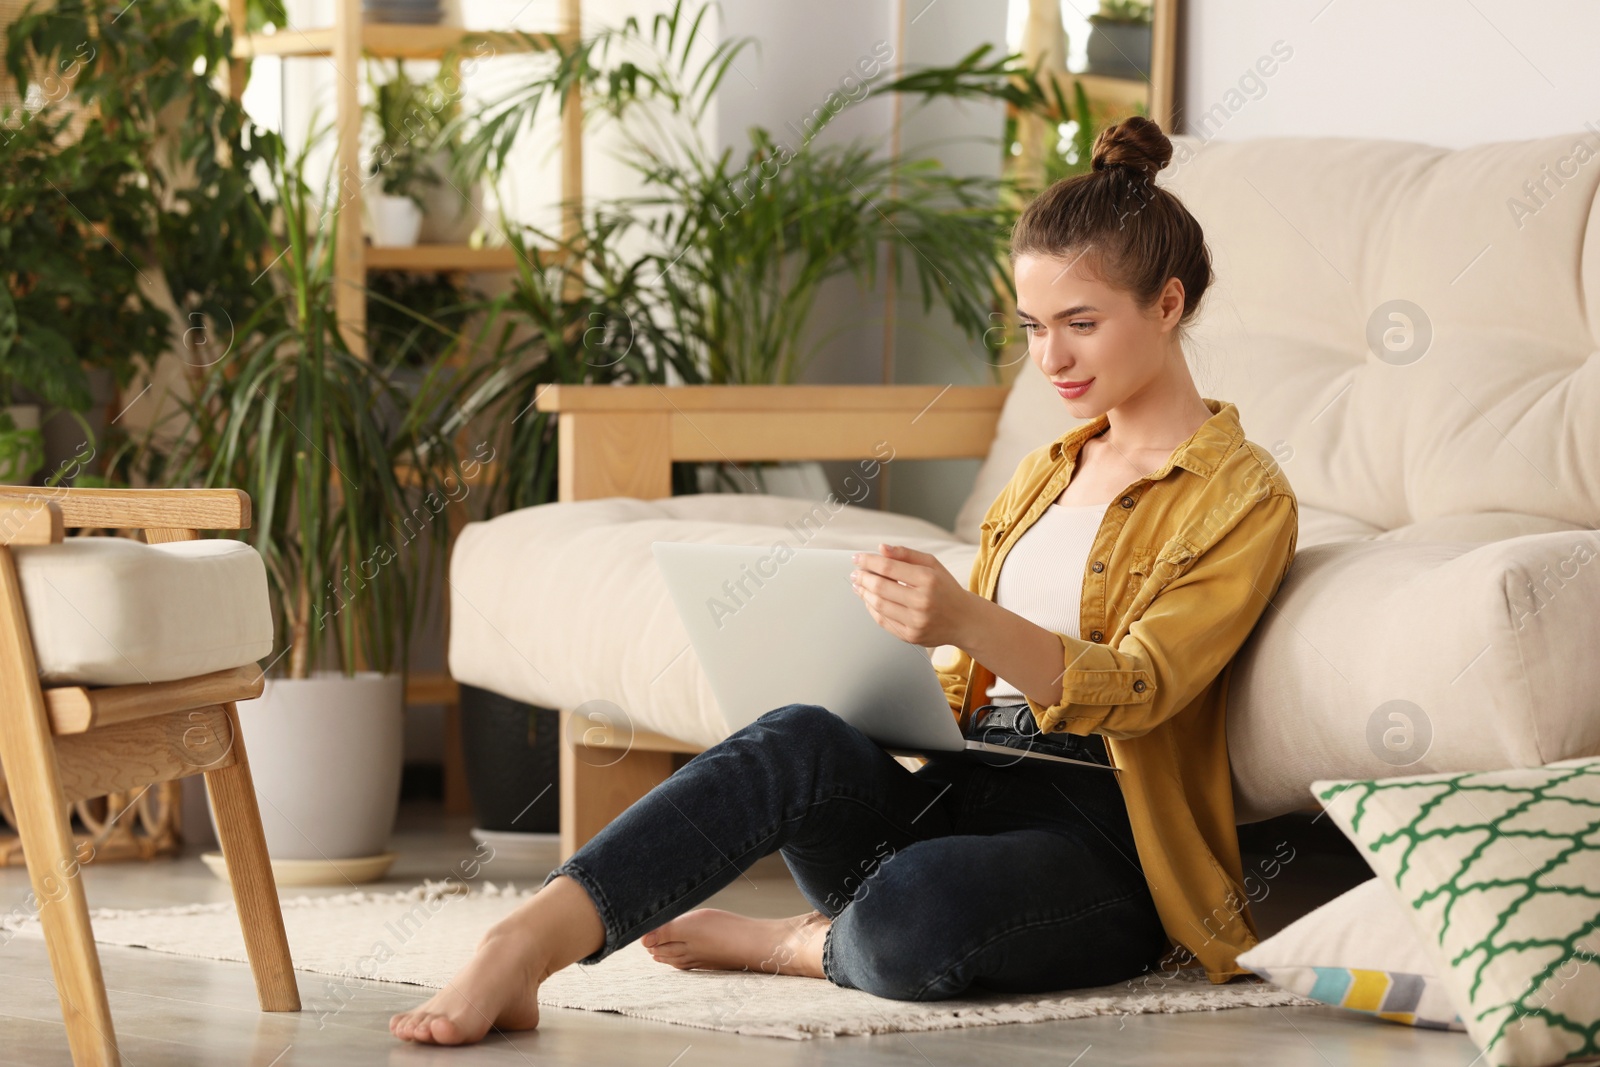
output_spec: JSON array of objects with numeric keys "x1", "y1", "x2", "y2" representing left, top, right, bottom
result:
[
  {"x1": 935, "y1": 644, "x2": 972, "y2": 719},
  {"x1": 1026, "y1": 489, "x2": 1299, "y2": 741}
]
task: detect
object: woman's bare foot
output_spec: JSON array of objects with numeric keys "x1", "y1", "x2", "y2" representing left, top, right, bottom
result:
[
  {"x1": 388, "y1": 924, "x2": 545, "y2": 1045},
  {"x1": 389, "y1": 875, "x2": 604, "y2": 1046},
  {"x1": 641, "y1": 908, "x2": 830, "y2": 977}
]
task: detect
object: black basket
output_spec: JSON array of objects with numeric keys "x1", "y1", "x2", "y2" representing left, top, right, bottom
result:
[{"x1": 458, "y1": 683, "x2": 561, "y2": 833}]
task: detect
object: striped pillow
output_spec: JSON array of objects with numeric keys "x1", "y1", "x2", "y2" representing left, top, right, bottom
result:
[{"x1": 1236, "y1": 876, "x2": 1465, "y2": 1031}]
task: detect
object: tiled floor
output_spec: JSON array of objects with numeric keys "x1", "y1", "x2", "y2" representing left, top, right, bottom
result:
[{"x1": 0, "y1": 802, "x2": 1484, "y2": 1066}]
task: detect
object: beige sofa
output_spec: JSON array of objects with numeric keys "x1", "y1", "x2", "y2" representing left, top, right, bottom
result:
[{"x1": 449, "y1": 130, "x2": 1600, "y2": 858}]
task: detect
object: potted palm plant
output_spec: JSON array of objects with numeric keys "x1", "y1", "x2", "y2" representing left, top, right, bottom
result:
[
  {"x1": 170, "y1": 131, "x2": 466, "y2": 877},
  {"x1": 460, "y1": 2, "x2": 1018, "y2": 500},
  {"x1": 365, "y1": 59, "x2": 490, "y2": 247},
  {"x1": 366, "y1": 61, "x2": 441, "y2": 247},
  {"x1": 441, "y1": 3, "x2": 1075, "y2": 832}
]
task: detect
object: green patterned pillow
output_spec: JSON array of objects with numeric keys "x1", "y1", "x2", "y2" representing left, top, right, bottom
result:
[{"x1": 1313, "y1": 756, "x2": 1600, "y2": 1067}]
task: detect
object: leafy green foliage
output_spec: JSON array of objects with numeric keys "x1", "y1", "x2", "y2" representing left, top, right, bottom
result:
[
  {"x1": 460, "y1": 1, "x2": 1045, "y2": 388},
  {"x1": 0, "y1": 108, "x2": 168, "y2": 408},
  {"x1": 366, "y1": 59, "x2": 452, "y2": 205},
  {"x1": 435, "y1": 0, "x2": 1088, "y2": 513},
  {"x1": 3, "y1": 0, "x2": 279, "y2": 470},
  {"x1": 459, "y1": 217, "x2": 689, "y2": 513},
  {"x1": 366, "y1": 270, "x2": 480, "y2": 368},
  {"x1": 164, "y1": 133, "x2": 467, "y2": 679}
]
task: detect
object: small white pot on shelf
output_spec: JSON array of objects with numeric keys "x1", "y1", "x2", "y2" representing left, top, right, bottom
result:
[{"x1": 367, "y1": 192, "x2": 424, "y2": 247}]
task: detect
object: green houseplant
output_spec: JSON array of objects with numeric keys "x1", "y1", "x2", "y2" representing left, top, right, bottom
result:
[
  {"x1": 0, "y1": 107, "x2": 169, "y2": 484},
  {"x1": 440, "y1": 4, "x2": 1079, "y2": 830},
  {"x1": 463, "y1": 3, "x2": 1017, "y2": 391},
  {"x1": 456, "y1": 4, "x2": 1051, "y2": 504},
  {"x1": 366, "y1": 60, "x2": 444, "y2": 246},
  {"x1": 365, "y1": 58, "x2": 491, "y2": 246},
  {"x1": 169, "y1": 131, "x2": 470, "y2": 865},
  {"x1": 5, "y1": 0, "x2": 280, "y2": 488}
]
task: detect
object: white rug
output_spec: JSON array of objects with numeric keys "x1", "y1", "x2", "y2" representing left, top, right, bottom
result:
[{"x1": 3, "y1": 882, "x2": 1318, "y2": 1039}]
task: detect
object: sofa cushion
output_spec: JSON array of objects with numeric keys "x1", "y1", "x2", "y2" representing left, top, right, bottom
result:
[
  {"x1": 12, "y1": 536, "x2": 274, "y2": 687},
  {"x1": 961, "y1": 131, "x2": 1600, "y2": 540},
  {"x1": 1229, "y1": 529, "x2": 1600, "y2": 822},
  {"x1": 448, "y1": 495, "x2": 977, "y2": 748}
]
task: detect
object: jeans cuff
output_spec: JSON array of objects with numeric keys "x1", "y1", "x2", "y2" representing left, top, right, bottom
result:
[
  {"x1": 819, "y1": 918, "x2": 843, "y2": 987},
  {"x1": 542, "y1": 861, "x2": 617, "y2": 965}
]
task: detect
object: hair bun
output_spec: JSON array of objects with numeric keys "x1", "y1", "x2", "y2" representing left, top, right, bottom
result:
[{"x1": 1090, "y1": 115, "x2": 1172, "y2": 181}]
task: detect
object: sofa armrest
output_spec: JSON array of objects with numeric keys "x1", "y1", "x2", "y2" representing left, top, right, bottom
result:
[{"x1": 535, "y1": 384, "x2": 1009, "y2": 501}]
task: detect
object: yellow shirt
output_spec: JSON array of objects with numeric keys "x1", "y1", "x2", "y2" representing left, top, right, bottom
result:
[{"x1": 936, "y1": 396, "x2": 1299, "y2": 984}]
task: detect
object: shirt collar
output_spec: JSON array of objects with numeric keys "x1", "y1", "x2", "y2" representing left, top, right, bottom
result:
[{"x1": 1046, "y1": 397, "x2": 1242, "y2": 479}]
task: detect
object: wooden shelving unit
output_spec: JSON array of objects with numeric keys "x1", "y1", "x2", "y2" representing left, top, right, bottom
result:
[
  {"x1": 221, "y1": 0, "x2": 583, "y2": 360},
  {"x1": 223, "y1": 0, "x2": 585, "y2": 812},
  {"x1": 231, "y1": 25, "x2": 577, "y2": 60}
]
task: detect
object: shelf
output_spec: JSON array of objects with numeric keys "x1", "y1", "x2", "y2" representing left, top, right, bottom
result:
[
  {"x1": 1046, "y1": 69, "x2": 1150, "y2": 113},
  {"x1": 365, "y1": 244, "x2": 535, "y2": 272},
  {"x1": 232, "y1": 25, "x2": 573, "y2": 61}
]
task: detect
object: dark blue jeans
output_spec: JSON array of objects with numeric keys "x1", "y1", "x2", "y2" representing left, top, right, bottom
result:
[{"x1": 542, "y1": 703, "x2": 1169, "y2": 1001}]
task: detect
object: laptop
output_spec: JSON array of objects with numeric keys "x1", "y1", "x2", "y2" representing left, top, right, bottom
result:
[{"x1": 651, "y1": 540, "x2": 1118, "y2": 772}]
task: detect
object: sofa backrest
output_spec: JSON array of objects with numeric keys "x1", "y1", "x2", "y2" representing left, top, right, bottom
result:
[{"x1": 954, "y1": 130, "x2": 1600, "y2": 546}]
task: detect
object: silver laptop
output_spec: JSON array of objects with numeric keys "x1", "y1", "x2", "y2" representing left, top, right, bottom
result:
[{"x1": 651, "y1": 541, "x2": 1118, "y2": 772}]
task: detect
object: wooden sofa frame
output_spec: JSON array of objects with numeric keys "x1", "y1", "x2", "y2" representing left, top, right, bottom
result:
[{"x1": 535, "y1": 383, "x2": 1012, "y2": 858}]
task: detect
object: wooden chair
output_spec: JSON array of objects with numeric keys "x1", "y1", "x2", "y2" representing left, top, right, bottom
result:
[{"x1": 0, "y1": 487, "x2": 298, "y2": 1067}]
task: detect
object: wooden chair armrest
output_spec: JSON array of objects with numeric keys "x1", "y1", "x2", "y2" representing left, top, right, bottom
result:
[
  {"x1": 534, "y1": 384, "x2": 1011, "y2": 501},
  {"x1": 0, "y1": 488, "x2": 250, "y2": 531},
  {"x1": 0, "y1": 500, "x2": 65, "y2": 545}
]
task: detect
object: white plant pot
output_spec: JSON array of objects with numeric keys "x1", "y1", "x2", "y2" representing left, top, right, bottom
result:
[
  {"x1": 216, "y1": 671, "x2": 405, "y2": 860},
  {"x1": 367, "y1": 193, "x2": 424, "y2": 247}
]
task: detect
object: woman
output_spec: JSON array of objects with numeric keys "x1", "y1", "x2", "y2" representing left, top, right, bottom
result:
[{"x1": 390, "y1": 115, "x2": 1299, "y2": 1046}]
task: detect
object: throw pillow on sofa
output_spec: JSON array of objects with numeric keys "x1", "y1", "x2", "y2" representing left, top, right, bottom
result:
[{"x1": 1313, "y1": 757, "x2": 1600, "y2": 1067}]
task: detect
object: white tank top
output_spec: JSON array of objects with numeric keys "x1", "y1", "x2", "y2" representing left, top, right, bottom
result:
[{"x1": 984, "y1": 499, "x2": 1112, "y2": 702}]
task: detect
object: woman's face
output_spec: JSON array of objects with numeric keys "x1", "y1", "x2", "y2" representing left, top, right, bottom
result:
[{"x1": 1013, "y1": 251, "x2": 1183, "y2": 416}]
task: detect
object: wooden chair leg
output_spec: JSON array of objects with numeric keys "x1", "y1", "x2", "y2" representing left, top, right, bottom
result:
[
  {"x1": 0, "y1": 552, "x2": 121, "y2": 1066},
  {"x1": 203, "y1": 701, "x2": 300, "y2": 1011}
]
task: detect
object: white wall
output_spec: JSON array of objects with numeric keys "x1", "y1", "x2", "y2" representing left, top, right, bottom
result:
[{"x1": 1179, "y1": 0, "x2": 1600, "y2": 148}]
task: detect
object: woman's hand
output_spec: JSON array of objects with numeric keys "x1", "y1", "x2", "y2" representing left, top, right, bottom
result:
[{"x1": 850, "y1": 543, "x2": 977, "y2": 649}]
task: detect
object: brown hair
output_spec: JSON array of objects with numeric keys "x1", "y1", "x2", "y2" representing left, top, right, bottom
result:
[{"x1": 1010, "y1": 115, "x2": 1213, "y2": 328}]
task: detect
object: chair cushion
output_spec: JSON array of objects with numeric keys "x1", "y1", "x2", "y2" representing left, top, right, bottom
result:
[
  {"x1": 12, "y1": 536, "x2": 274, "y2": 687},
  {"x1": 448, "y1": 495, "x2": 976, "y2": 748}
]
